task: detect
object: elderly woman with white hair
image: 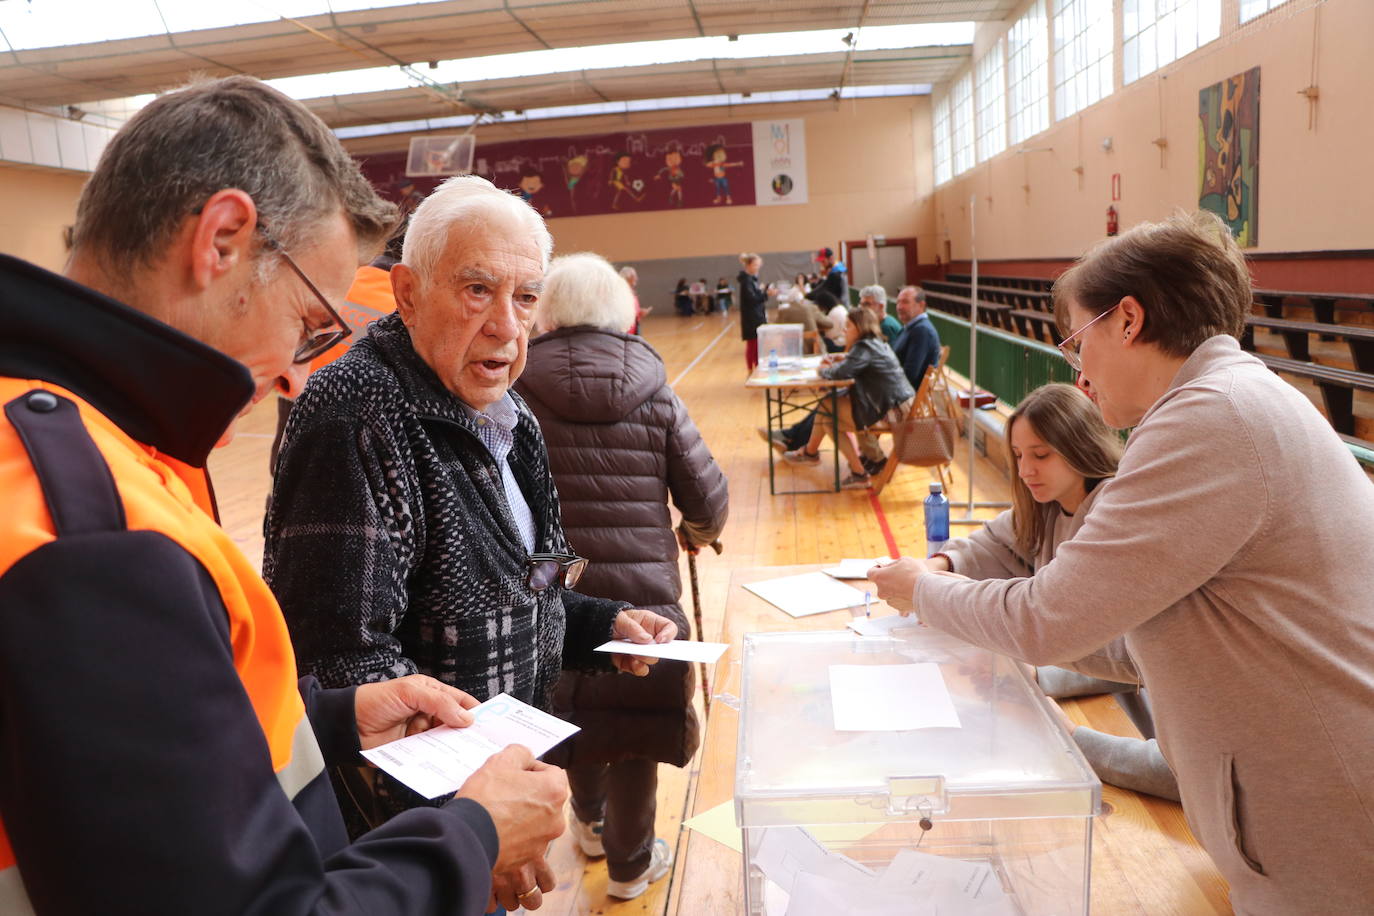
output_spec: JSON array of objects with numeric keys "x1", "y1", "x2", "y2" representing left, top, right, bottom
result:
[
  {"x1": 266, "y1": 178, "x2": 679, "y2": 914},
  {"x1": 517, "y1": 252, "x2": 728, "y2": 901}
]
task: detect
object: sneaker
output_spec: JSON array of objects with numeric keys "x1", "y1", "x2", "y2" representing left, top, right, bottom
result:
[
  {"x1": 569, "y1": 812, "x2": 605, "y2": 858},
  {"x1": 755, "y1": 426, "x2": 789, "y2": 453},
  {"x1": 782, "y1": 448, "x2": 821, "y2": 465},
  {"x1": 860, "y1": 456, "x2": 888, "y2": 477},
  {"x1": 606, "y1": 838, "x2": 673, "y2": 900},
  {"x1": 841, "y1": 472, "x2": 872, "y2": 490}
]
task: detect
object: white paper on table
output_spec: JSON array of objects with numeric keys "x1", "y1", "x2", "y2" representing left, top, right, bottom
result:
[
  {"x1": 847, "y1": 614, "x2": 920, "y2": 638},
  {"x1": 744, "y1": 572, "x2": 868, "y2": 618},
  {"x1": 360, "y1": 692, "x2": 578, "y2": 799},
  {"x1": 828, "y1": 663, "x2": 962, "y2": 731},
  {"x1": 822, "y1": 557, "x2": 892, "y2": 580},
  {"x1": 783, "y1": 871, "x2": 918, "y2": 916},
  {"x1": 593, "y1": 639, "x2": 728, "y2": 664},
  {"x1": 754, "y1": 826, "x2": 874, "y2": 896}
]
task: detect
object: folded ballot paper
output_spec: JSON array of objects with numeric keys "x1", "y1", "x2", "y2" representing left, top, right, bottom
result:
[
  {"x1": 822, "y1": 557, "x2": 893, "y2": 580},
  {"x1": 756, "y1": 826, "x2": 1015, "y2": 916},
  {"x1": 360, "y1": 693, "x2": 578, "y2": 799}
]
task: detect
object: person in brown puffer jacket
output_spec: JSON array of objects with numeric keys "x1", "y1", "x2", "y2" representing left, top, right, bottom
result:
[{"x1": 516, "y1": 252, "x2": 728, "y2": 902}]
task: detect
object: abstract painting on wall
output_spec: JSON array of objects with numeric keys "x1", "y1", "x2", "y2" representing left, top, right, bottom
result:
[{"x1": 1199, "y1": 67, "x2": 1261, "y2": 247}]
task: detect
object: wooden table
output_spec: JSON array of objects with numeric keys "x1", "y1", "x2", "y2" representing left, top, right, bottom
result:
[
  {"x1": 745, "y1": 358, "x2": 847, "y2": 495},
  {"x1": 668, "y1": 565, "x2": 1233, "y2": 915}
]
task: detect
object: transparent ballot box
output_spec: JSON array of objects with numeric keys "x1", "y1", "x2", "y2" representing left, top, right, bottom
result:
[
  {"x1": 735, "y1": 629, "x2": 1100, "y2": 916},
  {"x1": 756, "y1": 323, "x2": 804, "y2": 361}
]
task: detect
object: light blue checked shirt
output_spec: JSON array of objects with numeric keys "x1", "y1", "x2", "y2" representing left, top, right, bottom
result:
[{"x1": 461, "y1": 394, "x2": 537, "y2": 553}]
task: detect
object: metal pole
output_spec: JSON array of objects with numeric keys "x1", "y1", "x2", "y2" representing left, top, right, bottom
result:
[{"x1": 965, "y1": 194, "x2": 979, "y2": 519}]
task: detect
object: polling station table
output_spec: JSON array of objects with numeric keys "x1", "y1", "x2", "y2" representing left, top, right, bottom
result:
[
  {"x1": 746, "y1": 356, "x2": 847, "y2": 495},
  {"x1": 666, "y1": 565, "x2": 1233, "y2": 915}
]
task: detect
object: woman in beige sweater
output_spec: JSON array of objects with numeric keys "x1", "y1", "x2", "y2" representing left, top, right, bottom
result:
[
  {"x1": 872, "y1": 212, "x2": 1374, "y2": 914},
  {"x1": 932, "y1": 383, "x2": 1179, "y2": 801}
]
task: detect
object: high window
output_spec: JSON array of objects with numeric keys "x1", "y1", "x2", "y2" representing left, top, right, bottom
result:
[
  {"x1": 933, "y1": 92, "x2": 953, "y2": 185},
  {"x1": 1008, "y1": 0, "x2": 1050, "y2": 144},
  {"x1": 1239, "y1": 0, "x2": 1290, "y2": 23},
  {"x1": 951, "y1": 72, "x2": 976, "y2": 175},
  {"x1": 1052, "y1": 0, "x2": 1113, "y2": 120},
  {"x1": 1123, "y1": 0, "x2": 1221, "y2": 84},
  {"x1": 975, "y1": 43, "x2": 1008, "y2": 161}
]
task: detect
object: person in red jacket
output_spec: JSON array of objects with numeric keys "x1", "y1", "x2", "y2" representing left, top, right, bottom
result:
[{"x1": 0, "y1": 75, "x2": 566, "y2": 915}]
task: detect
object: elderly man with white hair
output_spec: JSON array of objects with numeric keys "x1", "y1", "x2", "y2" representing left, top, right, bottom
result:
[
  {"x1": 265, "y1": 176, "x2": 677, "y2": 913},
  {"x1": 860, "y1": 283, "x2": 902, "y2": 345}
]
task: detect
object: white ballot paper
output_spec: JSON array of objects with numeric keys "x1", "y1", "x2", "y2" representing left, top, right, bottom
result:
[
  {"x1": 784, "y1": 871, "x2": 913, "y2": 916},
  {"x1": 360, "y1": 693, "x2": 578, "y2": 799},
  {"x1": 593, "y1": 639, "x2": 729, "y2": 664},
  {"x1": 847, "y1": 614, "x2": 919, "y2": 638},
  {"x1": 755, "y1": 826, "x2": 875, "y2": 896},
  {"x1": 822, "y1": 557, "x2": 892, "y2": 580},
  {"x1": 876, "y1": 848, "x2": 1015, "y2": 914},
  {"x1": 829, "y1": 663, "x2": 962, "y2": 731},
  {"x1": 744, "y1": 572, "x2": 868, "y2": 618}
]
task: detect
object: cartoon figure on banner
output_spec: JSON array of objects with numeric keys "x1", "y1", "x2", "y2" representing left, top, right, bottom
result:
[
  {"x1": 608, "y1": 151, "x2": 644, "y2": 210},
  {"x1": 703, "y1": 143, "x2": 743, "y2": 205},
  {"x1": 564, "y1": 153, "x2": 589, "y2": 212},
  {"x1": 654, "y1": 146, "x2": 686, "y2": 207},
  {"x1": 516, "y1": 165, "x2": 552, "y2": 217}
]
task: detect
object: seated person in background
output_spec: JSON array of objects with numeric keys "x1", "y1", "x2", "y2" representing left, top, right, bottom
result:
[
  {"x1": 891, "y1": 285, "x2": 941, "y2": 385},
  {"x1": 265, "y1": 175, "x2": 677, "y2": 913},
  {"x1": 775, "y1": 287, "x2": 835, "y2": 350},
  {"x1": 782, "y1": 307, "x2": 914, "y2": 489},
  {"x1": 792, "y1": 272, "x2": 812, "y2": 295},
  {"x1": 814, "y1": 288, "x2": 849, "y2": 351},
  {"x1": 930, "y1": 384, "x2": 1179, "y2": 801},
  {"x1": 518, "y1": 253, "x2": 729, "y2": 901},
  {"x1": 860, "y1": 284, "x2": 903, "y2": 345},
  {"x1": 714, "y1": 276, "x2": 733, "y2": 312}
]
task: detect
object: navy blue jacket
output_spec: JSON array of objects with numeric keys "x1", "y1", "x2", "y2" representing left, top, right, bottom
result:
[{"x1": 892, "y1": 312, "x2": 943, "y2": 389}]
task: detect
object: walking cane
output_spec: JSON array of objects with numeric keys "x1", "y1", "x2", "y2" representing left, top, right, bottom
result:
[{"x1": 683, "y1": 530, "x2": 723, "y2": 717}]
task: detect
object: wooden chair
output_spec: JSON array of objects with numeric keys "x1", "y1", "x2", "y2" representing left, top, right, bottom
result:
[
  {"x1": 867, "y1": 363, "x2": 955, "y2": 495},
  {"x1": 802, "y1": 330, "x2": 822, "y2": 355}
]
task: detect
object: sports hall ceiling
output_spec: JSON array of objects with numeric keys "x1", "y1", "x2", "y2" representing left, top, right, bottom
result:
[{"x1": 0, "y1": 1, "x2": 1016, "y2": 132}]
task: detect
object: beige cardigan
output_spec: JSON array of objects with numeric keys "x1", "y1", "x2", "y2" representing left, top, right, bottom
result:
[{"x1": 916, "y1": 336, "x2": 1374, "y2": 914}]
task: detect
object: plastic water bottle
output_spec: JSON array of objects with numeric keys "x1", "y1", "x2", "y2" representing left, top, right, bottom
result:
[
  {"x1": 767, "y1": 347, "x2": 779, "y2": 382},
  {"x1": 924, "y1": 482, "x2": 949, "y2": 558}
]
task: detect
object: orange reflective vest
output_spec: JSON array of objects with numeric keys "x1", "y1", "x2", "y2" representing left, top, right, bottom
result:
[
  {"x1": 310, "y1": 264, "x2": 397, "y2": 373},
  {"x1": 0, "y1": 379, "x2": 320, "y2": 911}
]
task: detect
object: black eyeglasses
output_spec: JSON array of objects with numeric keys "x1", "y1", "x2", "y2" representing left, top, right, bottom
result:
[
  {"x1": 258, "y1": 227, "x2": 353, "y2": 364},
  {"x1": 526, "y1": 553, "x2": 588, "y2": 592}
]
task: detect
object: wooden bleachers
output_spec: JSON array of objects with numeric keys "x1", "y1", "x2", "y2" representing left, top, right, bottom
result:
[
  {"x1": 1250, "y1": 353, "x2": 1374, "y2": 437},
  {"x1": 1241, "y1": 315, "x2": 1374, "y2": 373},
  {"x1": 1011, "y1": 308, "x2": 1061, "y2": 344},
  {"x1": 924, "y1": 288, "x2": 1014, "y2": 331}
]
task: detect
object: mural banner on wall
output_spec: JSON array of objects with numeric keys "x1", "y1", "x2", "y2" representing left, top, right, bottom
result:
[
  {"x1": 752, "y1": 118, "x2": 808, "y2": 206},
  {"x1": 1198, "y1": 67, "x2": 1260, "y2": 247},
  {"x1": 358, "y1": 120, "x2": 808, "y2": 219}
]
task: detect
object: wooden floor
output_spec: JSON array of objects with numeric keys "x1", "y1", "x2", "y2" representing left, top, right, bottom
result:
[{"x1": 211, "y1": 308, "x2": 1231, "y2": 915}]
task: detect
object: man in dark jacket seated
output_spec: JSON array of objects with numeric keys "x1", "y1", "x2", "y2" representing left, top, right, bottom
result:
[{"x1": 266, "y1": 175, "x2": 677, "y2": 913}]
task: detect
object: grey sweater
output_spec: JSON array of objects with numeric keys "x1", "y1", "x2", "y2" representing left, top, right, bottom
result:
[
  {"x1": 937, "y1": 488, "x2": 1180, "y2": 801},
  {"x1": 916, "y1": 336, "x2": 1374, "y2": 914}
]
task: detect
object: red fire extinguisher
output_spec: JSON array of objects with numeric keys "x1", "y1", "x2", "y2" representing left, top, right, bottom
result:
[{"x1": 1106, "y1": 205, "x2": 1119, "y2": 237}]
